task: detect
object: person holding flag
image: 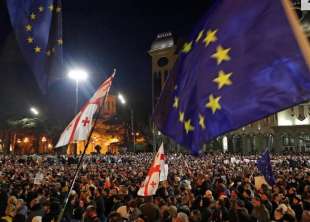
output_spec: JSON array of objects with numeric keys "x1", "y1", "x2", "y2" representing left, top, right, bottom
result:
[
  {"x1": 257, "y1": 149, "x2": 276, "y2": 186},
  {"x1": 55, "y1": 70, "x2": 115, "y2": 222}
]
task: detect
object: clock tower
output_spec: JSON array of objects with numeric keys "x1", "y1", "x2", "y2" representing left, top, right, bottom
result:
[
  {"x1": 148, "y1": 32, "x2": 179, "y2": 151},
  {"x1": 148, "y1": 32, "x2": 178, "y2": 112}
]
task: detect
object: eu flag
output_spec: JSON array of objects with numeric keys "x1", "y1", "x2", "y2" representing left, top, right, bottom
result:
[
  {"x1": 154, "y1": 0, "x2": 310, "y2": 154},
  {"x1": 6, "y1": 0, "x2": 63, "y2": 93},
  {"x1": 257, "y1": 150, "x2": 275, "y2": 186}
]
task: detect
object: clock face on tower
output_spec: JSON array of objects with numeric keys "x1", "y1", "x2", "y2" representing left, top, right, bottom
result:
[{"x1": 157, "y1": 57, "x2": 169, "y2": 67}]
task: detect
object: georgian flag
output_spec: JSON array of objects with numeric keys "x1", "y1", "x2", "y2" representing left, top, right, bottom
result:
[
  {"x1": 138, "y1": 143, "x2": 167, "y2": 196},
  {"x1": 55, "y1": 72, "x2": 115, "y2": 148}
]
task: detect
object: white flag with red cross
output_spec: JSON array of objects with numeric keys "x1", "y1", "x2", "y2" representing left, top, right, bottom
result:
[
  {"x1": 55, "y1": 72, "x2": 115, "y2": 148},
  {"x1": 138, "y1": 143, "x2": 167, "y2": 196}
]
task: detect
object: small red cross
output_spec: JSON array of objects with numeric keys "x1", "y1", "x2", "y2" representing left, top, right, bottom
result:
[
  {"x1": 150, "y1": 181, "x2": 157, "y2": 188},
  {"x1": 82, "y1": 117, "x2": 90, "y2": 127},
  {"x1": 160, "y1": 154, "x2": 165, "y2": 160}
]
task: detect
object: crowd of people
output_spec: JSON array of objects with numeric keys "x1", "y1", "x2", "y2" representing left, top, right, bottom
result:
[{"x1": 1, "y1": 153, "x2": 310, "y2": 222}]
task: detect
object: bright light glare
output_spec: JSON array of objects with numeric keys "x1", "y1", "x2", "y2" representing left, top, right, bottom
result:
[
  {"x1": 68, "y1": 69, "x2": 88, "y2": 81},
  {"x1": 118, "y1": 93, "x2": 126, "y2": 105},
  {"x1": 30, "y1": 107, "x2": 39, "y2": 115}
]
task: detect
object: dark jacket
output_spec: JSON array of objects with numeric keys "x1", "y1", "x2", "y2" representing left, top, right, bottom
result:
[{"x1": 229, "y1": 208, "x2": 252, "y2": 222}]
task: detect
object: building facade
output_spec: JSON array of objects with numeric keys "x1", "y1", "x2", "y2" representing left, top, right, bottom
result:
[{"x1": 149, "y1": 14, "x2": 310, "y2": 153}]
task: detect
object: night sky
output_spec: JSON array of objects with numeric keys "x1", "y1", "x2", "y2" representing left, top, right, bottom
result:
[{"x1": 0, "y1": 0, "x2": 210, "y2": 128}]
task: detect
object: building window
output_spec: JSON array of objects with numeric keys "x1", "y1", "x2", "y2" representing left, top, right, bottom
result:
[{"x1": 282, "y1": 134, "x2": 289, "y2": 146}]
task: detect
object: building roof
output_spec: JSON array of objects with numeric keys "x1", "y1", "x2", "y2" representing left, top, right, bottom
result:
[{"x1": 149, "y1": 32, "x2": 175, "y2": 52}]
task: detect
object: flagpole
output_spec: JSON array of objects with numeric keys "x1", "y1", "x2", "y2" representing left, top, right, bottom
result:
[{"x1": 56, "y1": 69, "x2": 116, "y2": 222}]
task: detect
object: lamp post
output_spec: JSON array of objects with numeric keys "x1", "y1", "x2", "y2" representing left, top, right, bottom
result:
[
  {"x1": 118, "y1": 93, "x2": 135, "y2": 152},
  {"x1": 68, "y1": 69, "x2": 88, "y2": 114},
  {"x1": 30, "y1": 107, "x2": 39, "y2": 116}
]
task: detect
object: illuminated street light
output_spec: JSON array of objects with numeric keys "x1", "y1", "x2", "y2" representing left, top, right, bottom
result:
[
  {"x1": 30, "y1": 107, "x2": 39, "y2": 116},
  {"x1": 41, "y1": 136, "x2": 47, "y2": 142},
  {"x1": 68, "y1": 69, "x2": 88, "y2": 114},
  {"x1": 23, "y1": 137, "x2": 29, "y2": 143},
  {"x1": 118, "y1": 93, "x2": 126, "y2": 105},
  {"x1": 68, "y1": 69, "x2": 88, "y2": 81}
]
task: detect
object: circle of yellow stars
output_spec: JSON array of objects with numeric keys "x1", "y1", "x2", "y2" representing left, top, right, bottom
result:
[
  {"x1": 175, "y1": 28, "x2": 234, "y2": 135},
  {"x1": 24, "y1": 3, "x2": 63, "y2": 56}
]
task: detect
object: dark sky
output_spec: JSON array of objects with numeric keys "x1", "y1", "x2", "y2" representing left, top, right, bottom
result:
[{"x1": 0, "y1": 0, "x2": 210, "y2": 127}]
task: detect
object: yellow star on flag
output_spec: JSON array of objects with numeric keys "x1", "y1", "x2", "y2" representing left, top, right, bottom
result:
[
  {"x1": 56, "y1": 7, "x2": 62, "y2": 13},
  {"x1": 203, "y1": 29, "x2": 217, "y2": 46},
  {"x1": 48, "y1": 4, "x2": 54, "y2": 11},
  {"x1": 198, "y1": 114, "x2": 206, "y2": 129},
  {"x1": 25, "y1": 24, "x2": 32, "y2": 32},
  {"x1": 182, "y1": 41, "x2": 192, "y2": 53},
  {"x1": 213, "y1": 70, "x2": 233, "y2": 89},
  {"x1": 211, "y1": 45, "x2": 231, "y2": 65},
  {"x1": 30, "y1": 13, "x2": 36, "y2": 20},
  {"x1": 27, "y1": 37, "x2": 34, "y2": 44},
  {"x1": 57, "y1": 38, "x2": 63, "y2": 45},
  {"x1": 184, "y1": 119, "x2": 194, "y2": 134},
  {"x1": 206, "y1": 94, "x2": 221, "y2": 114},
  {"x1": 195, "y1": 30, "x2": 204, "y2": 42},
  {"x1": 34, "y1": 46, "x2": 41, "y2": 54},
  {"x1": 38, "y1": 6, "x2": 44, "y2": 12},
  {"x1": 174, "y1": 85, "x2": 178, "y2": 90},
  {"x1": 173, "y1": 97, "x2": 179, "y2": 109},
  {"x1": 179, "y1": 112, "x2": 185, "y2": 123}
]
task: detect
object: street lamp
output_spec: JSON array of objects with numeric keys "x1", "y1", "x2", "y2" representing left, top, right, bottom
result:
[
  {"x1": 117, "y1": 93, "x2": 135, "y2": 152},
  {"x1": 68, "y1": 69, "x2": 88, "y2": 113},
  {"x1": 118, "y1": 93, "x2": 126, "y2": 105},
  {"x1": 30, "y1": 107, "x2": 39, "y2": 116}
]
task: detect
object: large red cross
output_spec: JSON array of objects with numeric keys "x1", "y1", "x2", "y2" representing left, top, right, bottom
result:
[
  {"x1": 144, "y1": 164, "x2": 160, "y2": 196},
  {"x1": 82, "y1": 117, "x2": 90, "y2": 127},
  {"x1": 150, "y1": 181, "x2": 157, "y2": 188}
]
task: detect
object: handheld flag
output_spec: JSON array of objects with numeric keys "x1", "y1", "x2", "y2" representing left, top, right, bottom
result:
[
  {"x1": 104, "y1": 177, "x2": 111, "y2": 189},
  {"x1": 55, "y1": 72, "x2": 115, "y2": 147},
  {"x1": 257, "y1": 150, "x2": 276, "y2": 186},
  {"x1": 138, "y1": 143, "x2": 166, "y2": 196},
  {"x1": 154, "y1": 0, "x2": 310, "y2": 154},
  {"x1": 6, "y1": 0, "x2": 63, "y2": 93}
]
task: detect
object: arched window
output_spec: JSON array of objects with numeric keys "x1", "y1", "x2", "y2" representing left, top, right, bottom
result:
[
  {"x1": 282, "y1": 133, "x2": 295, "y2": 146},
  {"x1": 282, "y1": 133, "x2": 289, "y2": 146},
  {"x1": 222, "y1": 136, "x2": 228, "y2": 153}
]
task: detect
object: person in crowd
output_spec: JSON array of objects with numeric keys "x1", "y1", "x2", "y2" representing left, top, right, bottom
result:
[
  {"x1": 250, "y1": 194, "x2": 270, "y2": 222},
  {"x1": 1, "y1": 153, "x2": 310, "y2": 222}
]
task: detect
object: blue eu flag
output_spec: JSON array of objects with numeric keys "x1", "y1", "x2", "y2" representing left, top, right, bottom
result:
[
  {"x1": 6, "y1": 0, "x2": 63, "y2": 93},
  {"x1": 154, "y1": 0, "x2": 310, "y2": 154},
  {"x1": 257, "y1": 150, "x2": 276, "y2": 186}
]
